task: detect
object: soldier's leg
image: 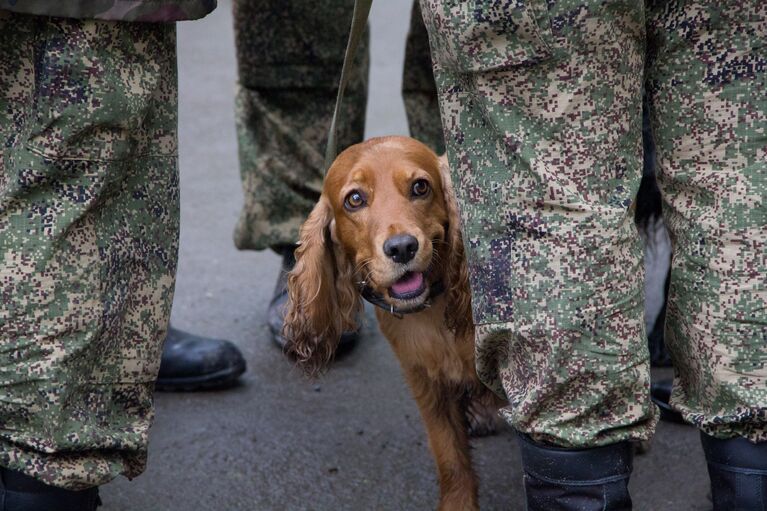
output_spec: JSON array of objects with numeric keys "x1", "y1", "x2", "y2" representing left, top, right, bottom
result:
[
  {"x1": 232, "y1": 0, "x2": 369, "y2": 251},
  {"x1": 0, "y1": 13, "x2": 178, "y2": 491},
  {"x1": 646, "y1": 1, "x2": 767, "y2": 507},
  {"x1": 402, "y1": 1, "x2": 444, "y2": 154},
  {"x1": 420, "y1": 1, "x2": 653, "y2": 507},
  {"x1": 232, "y1": 0, "x2": 369, "y2": 352}
]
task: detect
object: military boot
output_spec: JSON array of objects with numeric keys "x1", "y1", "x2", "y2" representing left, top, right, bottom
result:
[
  {"x1": 701, "y1": 432, "x2": 767, "y2": 510},
  {"x1": 0, "y1": 468, "x2": 99, "y2": 511},
  {"x1": 517, "y1": 433, "x2": 634, "y2": 511},
  {"x1": 155, "y1": 326, "x2": 246, "y2": 391}
]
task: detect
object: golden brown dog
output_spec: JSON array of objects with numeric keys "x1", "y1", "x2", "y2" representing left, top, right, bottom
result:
[{"x1": 284, "y1": 136, "x2": 502, "y2": 511}]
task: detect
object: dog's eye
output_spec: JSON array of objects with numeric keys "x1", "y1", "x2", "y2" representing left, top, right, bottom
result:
[
  {"x1": 344, "y1": 190, "x2": 365, "y2": 210},
  {"x1": 412, "y1": 179, "x2": 430, "y2": 197}
]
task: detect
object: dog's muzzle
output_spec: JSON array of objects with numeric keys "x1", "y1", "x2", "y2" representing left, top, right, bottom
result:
[{"x1": 358, "y1": 280, "x2": 445, "y2": 318}]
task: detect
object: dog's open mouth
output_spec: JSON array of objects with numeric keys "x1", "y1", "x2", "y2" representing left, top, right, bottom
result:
[{"x1": 388, "y1": 271, "x2": 427, "y2": 300}]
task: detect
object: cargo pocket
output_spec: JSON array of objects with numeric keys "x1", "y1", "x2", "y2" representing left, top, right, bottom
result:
[{"x1": 422, "y1": 0, "x2": 554, "y2": 73}]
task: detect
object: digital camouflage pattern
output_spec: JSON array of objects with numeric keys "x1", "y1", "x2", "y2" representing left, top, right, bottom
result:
[
  {"x1": 0, "y1": 0, "x2": 215, "y2": 22},
  {"x1": 420, "y1": 0, "x2": 766, "y2": 447},
  {"x1": 0, "y1": 12, "x2": 178, "y2": 488},
  {"x1": 233, "y1": 0, "x2": 443, "y2": 250},
  {"x1": 232, "y1": 0, "x2": 368, "y2": 251},
  {"x1": 646, "y1": 0, "x2": 767, "y2": 442}
]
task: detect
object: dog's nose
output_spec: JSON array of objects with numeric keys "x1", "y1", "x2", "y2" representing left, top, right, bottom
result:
[{"x1": 383, "y1": 234, "x2": 419, "y2": 264}]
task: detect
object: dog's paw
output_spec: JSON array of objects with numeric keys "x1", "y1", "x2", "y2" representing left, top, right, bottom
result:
[
  {"x1": 633, "y1": 439, "x2": 652, "y2": 455},
  {"x1": 465, "y1": 397, "x2": 501, "y2": 438}
]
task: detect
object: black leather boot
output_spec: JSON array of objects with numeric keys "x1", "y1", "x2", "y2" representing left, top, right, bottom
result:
[
  {"x1": 155, "y1": 326, "x2": 246, "y2": 391},
  {"x1": 701, "y1": 432, "x2": 767, "y2": 510},
  {"x1": 269, "y1": 247, "x2": 358, "y2": 353},
  {"x1": 517, "y1": 433, "x2": 634, "y2": 511},
  {"x1": 0, "y1": 468, "x2": 99, "y2": 511}
]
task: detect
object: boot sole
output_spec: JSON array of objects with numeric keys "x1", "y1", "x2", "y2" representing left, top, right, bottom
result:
[{"x1": 154, "y1": 360, "x2": 246, "y2": 392}]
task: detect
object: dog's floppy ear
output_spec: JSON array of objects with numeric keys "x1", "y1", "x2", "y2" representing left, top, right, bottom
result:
[
  {"x1": 283, "y1": 196, "x2": 361, "y2": 375},
  {"x1": 439, "y1": 156, "x2": 473, "y2": 339}
]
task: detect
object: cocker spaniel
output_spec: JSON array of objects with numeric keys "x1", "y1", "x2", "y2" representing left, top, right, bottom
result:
[{"x1": 283, "y1": 136, "x2": 502, "y2": 511}]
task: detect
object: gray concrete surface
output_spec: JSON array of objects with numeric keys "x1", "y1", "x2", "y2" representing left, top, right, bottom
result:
[{"x1": 101, "y1": 2, "x2": 707, "y2": 509}]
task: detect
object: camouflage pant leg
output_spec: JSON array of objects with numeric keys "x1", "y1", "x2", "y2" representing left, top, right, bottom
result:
[
  {"x1": 0, "y1": 0, "x2": 215, "y2": 21},
  {"x1": 646, "y1": 0, "x2": 767, "y2": 442},
  {"x1": 232, "y1": 0, "x2": 369, "y2": 251},
  {"x1": 420, "y1": 0, "x2": 657, "y2": 447},
  {"x1": 0, "y1": 14, "x2": 178, "y2": 489},
  {"x1": 403, "y1": 1, "x2": 445, "y2": 155}
]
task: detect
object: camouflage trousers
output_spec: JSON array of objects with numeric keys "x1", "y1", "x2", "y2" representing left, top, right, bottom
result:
[
  {"x1": 232, "y1": 0, "x2": 443, "y2": 250},
  {"x1": 0, "y1": 13, "x2": 178, "y2": 488},
  {"x1": 421, "y1": 0, "x2": 767, "y2": 447}
]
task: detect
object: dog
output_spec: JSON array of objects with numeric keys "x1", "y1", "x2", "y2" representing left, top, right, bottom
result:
[{"x1": 283, "y1": 136, "x2": 502, "y2": 511}]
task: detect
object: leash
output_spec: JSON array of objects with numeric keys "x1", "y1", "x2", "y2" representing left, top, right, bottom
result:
[{"x1": 324, "y1": 0, "x2": 373, "y2": 174}]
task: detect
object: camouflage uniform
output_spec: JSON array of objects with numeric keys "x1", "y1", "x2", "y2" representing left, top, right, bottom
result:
[
  {"x1": 0, "y1": 1, "x2": 214, "y2": 490},
  {"x1": 420, "y1": 0, "x2": 767, "y2": 448},
  {"x1": 232, "y1": 0, "x2": 443, "y2": 250}
]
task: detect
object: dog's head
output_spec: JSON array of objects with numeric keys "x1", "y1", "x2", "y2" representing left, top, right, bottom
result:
[{"x1": 284, "y1": 136, "x2": 471, "y2": 374}]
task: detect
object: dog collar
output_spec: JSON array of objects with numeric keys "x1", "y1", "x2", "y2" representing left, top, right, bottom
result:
[{"x1": 358, "y1": 280, "x2": 445, "y2": 319}]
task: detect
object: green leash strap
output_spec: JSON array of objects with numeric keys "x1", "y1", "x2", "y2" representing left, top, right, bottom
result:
[{"x1": 324, "y1": 0, "x2": 373, "y2": 174}]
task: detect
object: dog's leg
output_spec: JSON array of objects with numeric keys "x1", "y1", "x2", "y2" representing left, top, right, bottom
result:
[{"x1": 404, "y1": 366, "x2": 479, "y2": 511}]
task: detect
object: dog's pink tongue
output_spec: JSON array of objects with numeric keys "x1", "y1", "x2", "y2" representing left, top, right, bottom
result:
[{"x1": 391, "y1": 272, "x2": 424, "y2": 295}]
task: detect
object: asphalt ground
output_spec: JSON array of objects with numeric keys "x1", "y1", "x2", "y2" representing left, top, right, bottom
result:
[{"x1": 101, "y1": 1, "x2": 708, "y2": 509}]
